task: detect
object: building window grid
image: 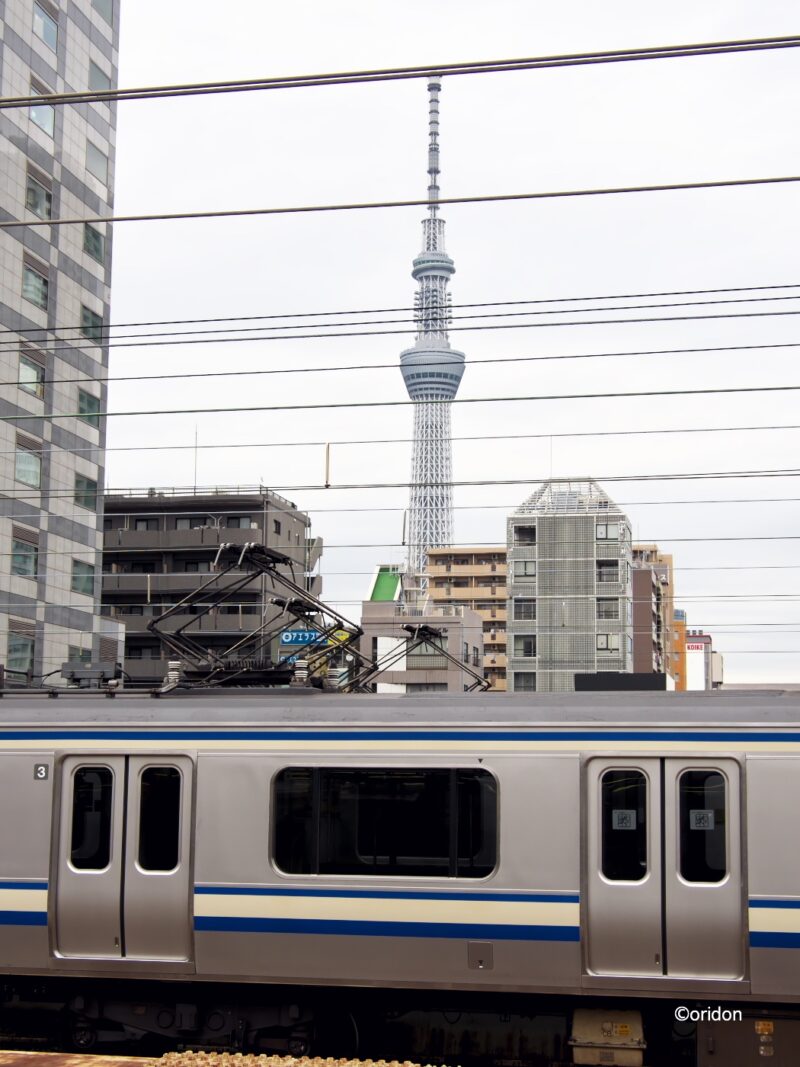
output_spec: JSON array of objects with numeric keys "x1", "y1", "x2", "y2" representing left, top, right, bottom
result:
[
  {"x1": 71, "y1": 560, "x2": 96, "y2": 596},
  {"x1": 78, "y1": 389, "x2": 101, "y2": 428},
  {"x1": 30, "y1": 85, "x2": 55, "y2": 137},
  {"x1": 11, "y1": 540, "x2": 38, "y2": 578},
  {"x1": 19, "y1": 354, "x2": 45, "y2": 398},
  {"x1": 75, "y1": 475, "x2": 98, "y2": 511},
  {"x1": 15, "y1": 447, "x2": 42, "y2": 489},
  {"x1": 25, "y1": 173, "x2": 52, "y2": 219},
  {"x1": 86, "y1": 141, "x2": 109, "y2": 184},
  {"x1": 80, "y1": 306, "x2": 104, "y2": 342},
  {"x1": 22, "y1": 265, "x2": 48, "y2": 310},
  {"x1": 83, "y1": 224, "x2": 105, "y2": 263},
  {"x1": 33, "y1": 3, "x2": 58, "y2": 49},
  {"x1": 8, "y1": 633, "x2": 35, "y2": 675}
]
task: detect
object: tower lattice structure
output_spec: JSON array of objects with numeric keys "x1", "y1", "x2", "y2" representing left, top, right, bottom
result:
[{"x1": 400, "y1": 79, "x2": 465, "y2": 591}]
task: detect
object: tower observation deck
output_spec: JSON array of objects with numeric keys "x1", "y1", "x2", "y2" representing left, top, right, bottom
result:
[{"x1": 400, "y1": 79, "x2": 465, "y2": 588}]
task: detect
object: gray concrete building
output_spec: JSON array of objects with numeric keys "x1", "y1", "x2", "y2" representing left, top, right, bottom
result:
[
  {"x1": 359, "y1": 566, "x2": 484, "y2": 693},
  {"x1": 0, "y1": 0, "x2": 121, "y2": 681},
  {"x1": 507, "y1": 479, "x2": 633, "y2": 693},
  {"x1": 102, "y1": 489, "x2": 322, "y2": 685}
]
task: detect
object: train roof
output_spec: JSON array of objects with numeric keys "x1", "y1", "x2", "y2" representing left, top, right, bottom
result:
[{"x1": 0, "y1": 688, "x2": 798, "y2": 726}]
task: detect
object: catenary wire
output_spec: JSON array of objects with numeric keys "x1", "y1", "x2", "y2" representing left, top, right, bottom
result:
[
  {"x1": 6, "y1": 292, "x2": 800, "y2": 354},
  {"x1": 12, "y1": 307, "x2": 800, "y2": 361},
  {"x1": 7, "y1": 383, "x2": 800, "y2": 423},
  {"x1": 9, "y1": 421, "x2": 800, "y2": 458},
  {"x1": 3, "y1": 282, "x2": 798, "y2": 338},
  {"x1": 5, "y1": 496, "x2": 791, "y2": 518},
  {"x1": 14, "y1": 339, "x2": 800, "y2": 389},
  {"x1": 4, "y1": 176, "x2": 800, "y2": 231},
  {"x1": 9, "y1": 469, "x2": 800, "y2": 498},
  {"x1": 2, "y1": 35, "x2": 799, "y2": 107}
]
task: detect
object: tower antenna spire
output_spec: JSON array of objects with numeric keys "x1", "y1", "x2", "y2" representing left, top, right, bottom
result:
[
  {"x1": 427, "y1": 77, "x2": 441, "y2": 219},
  {"x1": 400, "y1": 79, "x2": 466, "y2": 600}
]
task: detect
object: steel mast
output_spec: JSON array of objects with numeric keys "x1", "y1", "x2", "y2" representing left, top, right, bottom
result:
[{"x1": 400, "y1": 78, "x2": 465, "y2": 597}]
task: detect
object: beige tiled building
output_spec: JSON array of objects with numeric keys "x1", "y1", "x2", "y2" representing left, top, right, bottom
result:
[{"x1": 427, "y1": 547, "x2": 508, "y2": 691}]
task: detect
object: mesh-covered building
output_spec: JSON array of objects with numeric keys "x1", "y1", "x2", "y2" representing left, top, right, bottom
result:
[{"x1": 507, "y1": 479, "x2": 633, "y2": 692}]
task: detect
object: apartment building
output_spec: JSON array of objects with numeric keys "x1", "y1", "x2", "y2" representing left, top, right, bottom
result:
[
  {"x1": 102, "y1": 489, "x2": 322, "y2": 685},
  {"x1": 632, "y1": 543, "x2": 677, "y2": 681},
  {"x1": 426, "y1": 546, "x2": 507, "y2": 691}
]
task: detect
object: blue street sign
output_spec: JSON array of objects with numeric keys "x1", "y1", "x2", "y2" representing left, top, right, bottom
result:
[{"x1": 280, "y1": 629, "x2": 322, "y2": 645}]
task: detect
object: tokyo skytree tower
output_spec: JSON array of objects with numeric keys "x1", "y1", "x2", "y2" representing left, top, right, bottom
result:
[{"x1": 400, "y1": 79, "x2": 465, "y2": 588}]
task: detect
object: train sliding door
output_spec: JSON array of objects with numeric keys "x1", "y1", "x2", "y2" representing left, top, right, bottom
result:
[
  {"x1": 585, "y1": 757, "x2": 744, "y2": 980},
  {"x1": 53, "y1": 755, "x2": 193, "y2": 963}
]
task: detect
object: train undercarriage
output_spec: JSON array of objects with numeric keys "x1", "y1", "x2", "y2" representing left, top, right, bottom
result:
[{"x1": 2, "y1": 978, "x2": 800, "y2": 1066}]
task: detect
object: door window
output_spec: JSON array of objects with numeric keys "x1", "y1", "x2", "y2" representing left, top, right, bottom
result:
[
  {"x1": 601, "y1": 769, "x2": 647, "y2": 881},
  {"x1": 679, "y1": 770, "x2": 727, "y2": 883},
  {"x1": 70, "y1": 767, "x2": 113, "y2": 870},
  {"x1": 138, "y1": 767, "x2": 181, "y2": 871}
]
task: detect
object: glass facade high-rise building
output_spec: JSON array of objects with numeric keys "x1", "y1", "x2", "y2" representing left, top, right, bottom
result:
[{"x1": 0, "y1": 0, "x2": 121, "y2": 681}]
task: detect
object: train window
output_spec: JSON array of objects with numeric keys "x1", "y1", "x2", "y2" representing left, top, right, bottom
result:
[
  {"x1": 274, "y1": 768, "x2": 497, "y2": 878},
  {"x1": 273, "y1": 768, "x2": 316, "y2": 874},
  {"x1": 70, "y1": 767, "x2": 113, "y2": 870},
  {"x1": 138, "y1": 767, "x2": 181, "y2": 871},
  {"x1": 679, "y1": 770, "x2": 726, "y2": 883},
  {"x1": 601, "y1": 770, "x2": 647, "y2": 881}
]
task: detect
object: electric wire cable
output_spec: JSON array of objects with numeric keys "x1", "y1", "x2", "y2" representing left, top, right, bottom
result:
[
  {"x1": 6, "y1": 292, "x2": 800, "y2": 354},
  {"x1": 2, "y1": 281, "x2": 798, "y2": 339},
  {"x1": 7, "y1": 383, "x2": 800, "y2": 424},
  {"x1": 7, "y1": 421, "x2": 799, "y2": 458},
  {"x1": 13, "y1": 338, "x2": 800, "y2": 390},
  {"x1": 4, "y1": 176, "x2": 800, "y2": 231},
  {"x1": 1, "y1": 35, "x2": 798, "y2": 108}
]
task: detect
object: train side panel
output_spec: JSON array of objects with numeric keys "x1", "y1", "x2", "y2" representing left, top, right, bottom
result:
[
  {"x1": 746, "y1": 755, "x2": 800, "y2": 997},
  {"x1": 193, "y1": 752, "x2": 582, "y2": 993},
  {"x1": 0, "y1": 751, "x2": 54, "y2": 972}
]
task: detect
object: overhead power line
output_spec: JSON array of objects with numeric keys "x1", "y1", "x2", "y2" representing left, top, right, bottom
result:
[
  {"x1": 10, "y1": 308, "x2": 800, "y2": 361},
  {"x1": 4, "y1": 175, "x2": 800, "y2": 230},
  {"x1": 7, "y1": 383, "x2": 800, "y2": 423},
  {"x1": 10, "y1": 469, "x2": 800, "y2": 500},
  {"x1": 1, "y1": 35, "x2": 798, "y2": 108},
  {"x1": 5, "y1": 291, "x2": 800, "y2": 353},
  {"x1": 13, "y1": 421, "x2": 798, "y2": 457},
  {"x1": 12, "y1": 339, "x2": 800, "y2": 390},
  {"x1": 4, "y1": 282, "x2": 796, "y2": 338}
]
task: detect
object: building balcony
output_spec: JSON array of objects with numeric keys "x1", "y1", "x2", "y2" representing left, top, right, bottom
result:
[
  {"x1": 483, "y1": 653, "x2": 507, "y2": 669},
  {"x1": 428, "y1": 563, "x2": 507, "y2": 578},
  {"x1": 475, "y1": 607, "x2": 507, "y2": 622},
  {"x1": 112, "y1": 607, "x2": 270, "y2": 635},
  {"x1": 103, "y1": 525, "x2": 316, "y2": 567},
  {"x1": 429, "y1": 585, "x2": 505, "y2": 600}
]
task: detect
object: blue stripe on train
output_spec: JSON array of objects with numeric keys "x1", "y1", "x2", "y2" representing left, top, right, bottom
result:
[
  {"x1": 0, "y1": 881, "x2": 47, "y2": 892},
  {"x1": 0, "y1": 911, "x2": 47, "y2": 926},
  {"x1": 194, "y1": 916, "x2": 580, "y2": 941},
  {"x1": 195, "y1": 886, "x2": 579, "y2": 903},
  {"x1": 0, "y1": 729, "x2": 798, "y2": 743},
  {"x1": 750, "y1": 932, "x2": 800, "y2": 949},
  {"x1": 750, "y1": 899, "x2": 800, "y2": 909}
]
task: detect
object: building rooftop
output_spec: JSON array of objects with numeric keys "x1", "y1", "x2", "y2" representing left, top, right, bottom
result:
[{"x1": 513, "y1": 479, "x2": 625, "y2": 517}]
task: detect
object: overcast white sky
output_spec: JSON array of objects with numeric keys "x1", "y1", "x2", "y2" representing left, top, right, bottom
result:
[{"x1": 106, "y1": 1, "x2": 800, "y2": 682}]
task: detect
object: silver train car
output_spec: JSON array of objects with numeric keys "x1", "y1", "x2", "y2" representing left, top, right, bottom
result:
[{"x1": 1, "y1": 688, "x2": 800, "y2": 1064}]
